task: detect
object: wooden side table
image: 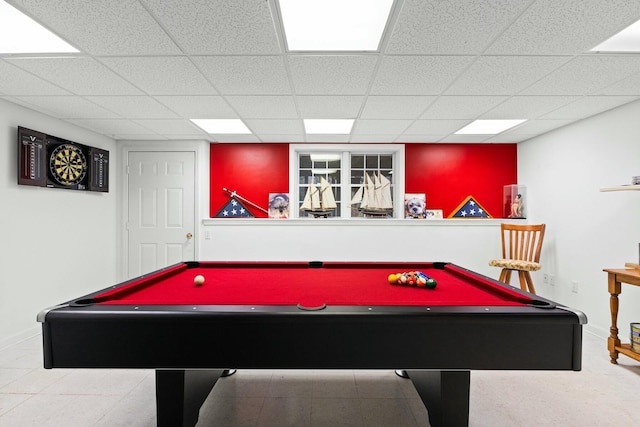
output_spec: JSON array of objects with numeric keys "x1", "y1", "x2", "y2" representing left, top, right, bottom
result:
[{"x1": 604, "y1": 268, "x2": 640, "y2": 364}]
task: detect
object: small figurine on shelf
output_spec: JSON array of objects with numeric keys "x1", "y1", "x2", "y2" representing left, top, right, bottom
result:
[{"x1": 510, "y1": 193, "x2": 523, "y2": 218}]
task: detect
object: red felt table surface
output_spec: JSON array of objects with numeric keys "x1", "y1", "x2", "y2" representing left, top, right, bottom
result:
[{"x1": 96, "y1": 262, "x2": 532, "y2": 307}]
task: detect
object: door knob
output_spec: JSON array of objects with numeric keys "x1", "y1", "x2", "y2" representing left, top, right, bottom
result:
[{"x1": 186, "y1": 233, "x2": 193, "y2": 239}]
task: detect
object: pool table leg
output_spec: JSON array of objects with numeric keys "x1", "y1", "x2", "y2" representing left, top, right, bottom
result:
[
  {"x1": 405, "y1": 370, "x2": 470, "y2": 427},
  {"x1": 155, "y1": 369, "x2": 225, "y2": 427}
]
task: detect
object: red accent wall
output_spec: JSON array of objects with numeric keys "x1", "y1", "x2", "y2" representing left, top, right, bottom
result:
[
  {"x1": 210, "y1": 143, "x2": 517, "y2": 218},
  {"x1": 210, "y1": 143, "x2": 290, "y2": 218},
  {"x1": 405, "y1": 144, "x2": 517, "y2": 217}
]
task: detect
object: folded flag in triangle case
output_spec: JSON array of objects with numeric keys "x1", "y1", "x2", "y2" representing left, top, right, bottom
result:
[
  {"x1": 448, "y1": 195, "x2": 492, "y2": 218},
  {"x1": 214, "y1": 198, "x2": 254, "y2": 217}
]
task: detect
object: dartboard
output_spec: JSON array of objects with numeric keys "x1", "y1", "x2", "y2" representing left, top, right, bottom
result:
[{"x1": 49, "y1": 144, "x2": 87, "y2": 186}]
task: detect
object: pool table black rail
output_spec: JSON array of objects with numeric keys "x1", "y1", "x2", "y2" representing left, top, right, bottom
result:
[{"x1": 40, "y1": 304, "x2": 583, "y2": 372}]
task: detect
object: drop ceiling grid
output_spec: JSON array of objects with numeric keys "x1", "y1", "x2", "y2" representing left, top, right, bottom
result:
[{"x1": 2, "y1": 0, "x2": 640, "y2": 141}]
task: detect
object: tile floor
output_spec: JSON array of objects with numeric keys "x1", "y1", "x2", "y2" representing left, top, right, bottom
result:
[{"x1": 1, "y1": 331, "x2": 639, "y2": 426}]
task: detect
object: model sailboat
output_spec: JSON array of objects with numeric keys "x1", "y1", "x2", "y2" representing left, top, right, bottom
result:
[
  {"x1": 300, "y1": 176, "x2": 337, "y2": 217},
  {"x1": 350, "y1": 172, "x2": 393, "y2": 216}
]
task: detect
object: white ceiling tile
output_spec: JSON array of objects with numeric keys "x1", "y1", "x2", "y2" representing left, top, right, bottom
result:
[
  {"x1": 259, "y1": 135, "x2": 305, "y2": 143},
  {"x1": 68, "y1": 119, "x2": 156, "y2": 136},
  {"x1": 398, "y1": 135, "x2": 447, "y2": 142},
  {"x1": 305, "y1": 135, "x2": 352, "y2": 143},
  {"x1": 11, "y1": 96, "x2": 120, "y2": 119},
  {"x1": 0, "y1": 61, "x2": 70, "y2": 96},
  {"x1": 440, "y1": 134, "x2": 495, "y2": 143},
  {"x1": 154, "y1": 96, "x2": 237, "y2": 118},
  {"x1": 501, "y1": 119, "x2": 574, "y2": 135},
  {"x1": 350, "y1": 135, "x2": 401, "y2": 143},
  {"x1": 100, "y1": 57, "x2": 216, "y2": 95},
  {"x1": 598, "y1": 72, "x2": 640, "y2": 95},
  {"x1": 245, "y1": 119, "x2": 303, "y2": 134},
  {"x1": 226, "y1": 96, "x2": 298, "y2": 118},
  {"x1": 361, "y1": 96, "x2": 436, "y2": 119},
  {"x1": 141, "y1": 0, "x2": 281, "y2": 54},
  {"x1": 155, "y1": 136, "x2": 211, "y2": 141},
  {"x1": 10, "y1": 0, "x2": 182, "y2": 55},
  {"x1": 115, "y1": 134, "x2": 169, "y2": 141},
  {"x1": 5, "y1": 57, "x2": 144, "y2": 95},
  {"x1": 211, "y1": 135, "x2": 262, "y2": 142},
  {"x1": 539, "y1": 96, "x2": 638, "y2": 119},
  {"x1": 288, "y1": 56, "x2": 378, "y2": 95},
  {"x1": 403, "y1": 120, "x2": 470, "y2": 135},
  {"x1": 370, "y1": 56, "x2": 474, "y2": 95},
  {"x1": 296, "y1": 96, "x2": 364, "y2": 118},
  {"x1": 520, "y1": 56, "x2": 640, "y2": 95},
  {"x1": 481, "y1": 96, "x2": 580, "y2": 119},
  {"x1": 421, "y1": 96, "x2": 508, "y2": 119},
  {"x1": 193, "y1": 56, "x2": 291, "y2": 95},
  {"x1": 133, "y1": 119, "x2": 208, "y2": 135},
  {"x1": 486, "y1": 0, "x2": 640, "y2": 54},
  {"x1": 85, "y1": 96, "x2": 180, "y2": 119},
  {"x1": 485, "y1": 134, "x2": 536, "y2": 143},
  {"x1": 445, "y1": 56, "x2": 571, "y2": 95},
  {"x1": 386, "y1": 0, "x2": 531, "y2": 54},
  {"x1": 352, "y1": 120, "x2": 413, "y2": 135}
]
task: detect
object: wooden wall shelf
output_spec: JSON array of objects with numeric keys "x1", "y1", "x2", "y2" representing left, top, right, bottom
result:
[{"x1": 600, "y1": 184, "x2": 640, "y2": 192}]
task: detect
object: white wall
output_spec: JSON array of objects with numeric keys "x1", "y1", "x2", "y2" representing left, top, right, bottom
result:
[
  {"x1": 0, "y1": 99, "x2": 117, "y2": 349},
  {"x1": 519, "y1": 100, "x2": 640, "y2": 339}
]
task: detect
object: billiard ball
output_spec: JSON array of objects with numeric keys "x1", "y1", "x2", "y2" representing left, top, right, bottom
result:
[
  {"x1": 388, "y1": 273, "x2": 398, "y2": 284},
  {"x1": 194, "y1": 275, "x2": 205, "y2": 286}
]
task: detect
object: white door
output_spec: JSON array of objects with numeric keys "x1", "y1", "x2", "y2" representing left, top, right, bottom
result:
[{"x1": 127, "y1": 151, "x2": 195, "y2": 278}]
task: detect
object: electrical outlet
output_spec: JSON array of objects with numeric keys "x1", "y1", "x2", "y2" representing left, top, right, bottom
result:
[
  {"x1": 572, "y1": 281, "x2": 579, "y2": 293},
  {"x1": 550, "y1": 275, "x2": 556, "y2": 286},
  {"x1": 205, "y1": 231, "x2": 212, "y2": 240},
  {"x1": 543, "y1": 274, "x2": 549, "y2": 284}
]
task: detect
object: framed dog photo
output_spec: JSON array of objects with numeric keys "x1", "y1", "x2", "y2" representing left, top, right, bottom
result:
[
  {"x1": 268, "y1": 193, "x2": 290, "y2": 218},
  {"x1": 404, "y1": 193, "x2": 427, "y2": 219}
]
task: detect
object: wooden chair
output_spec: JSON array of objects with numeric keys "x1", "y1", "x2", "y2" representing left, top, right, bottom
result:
[{"x1": 489, "y1": 223, "x2": 546, "y2": 294}]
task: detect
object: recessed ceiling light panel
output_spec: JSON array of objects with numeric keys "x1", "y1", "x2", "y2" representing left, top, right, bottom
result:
[
  {"x1": 455, "y1": 119, "x2": 526, "y2": 135},
  {"x1": 591, "y1": 19, "x2": 640, "y2": 52},
  {"x1": 279, "y1": 0, "x2": 394, "y2": 51},
  {"x1": 304, "y1": 119, "x2": 354, "y2": 134},
  {"x1": 191, "y1": 119, "x2": 252, "y2": 134},
  {"x1": 0, "y1": 2, "x2": 78, "y2": 54}
]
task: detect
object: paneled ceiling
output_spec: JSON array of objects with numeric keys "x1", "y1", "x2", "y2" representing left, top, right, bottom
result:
[{"x1": 2, "y1": 0, "x2": 640, "y2": 143}]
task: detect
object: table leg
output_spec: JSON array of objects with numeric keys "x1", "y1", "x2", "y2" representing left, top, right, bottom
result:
[
  {"x1": 406, "y1": 370, "x2": 470, "y2": 427},
  {"x1": 607, "y1": 274, "x2": 622, "y2": 364},
  {"x1": 155, "y1": 369, "x2": 224, "y2": 427}
]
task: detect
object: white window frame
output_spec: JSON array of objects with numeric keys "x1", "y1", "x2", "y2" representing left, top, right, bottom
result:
[{"x1": 289, "y1": 144, "x2": 405, "y2": 219}]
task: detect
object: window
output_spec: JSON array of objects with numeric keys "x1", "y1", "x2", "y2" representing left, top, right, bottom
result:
[{"x1": 291, "y1": 144, "x2": 404, "y2": 218}]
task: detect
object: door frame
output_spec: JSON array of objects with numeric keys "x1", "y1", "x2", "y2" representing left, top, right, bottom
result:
[{"x1": 117, "y1": 140, "x2": 209, "y2": 282}]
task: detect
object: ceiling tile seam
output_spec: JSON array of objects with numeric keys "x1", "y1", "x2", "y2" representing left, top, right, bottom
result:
[
  {"x1": 509, "y1": 56, "x2": 640, "y2": 118},
  {"x1": 348, "y1": 0, "x2": 407, "y2": 143},
  {"x1": 266, "y1": 0, "x2": 308, "y2": 143},
  {"x1": 0, "y1": 57, "x2": 74, "y2": 96},
  {"x1": 135, "y1": 0, "x2": 190, "y2": 57},
  {"x1": 136, "y1": 0, "x2": 259, "y2": 137},
  {"x1": 473, "y1": 0, "x2": 538, "y2": 57},
  {"x1": 415, "y1": 0, "x2": 566, "y2": 128}
]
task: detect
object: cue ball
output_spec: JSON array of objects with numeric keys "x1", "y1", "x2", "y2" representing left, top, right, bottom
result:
[{"x1": 194, "y1": 275, "x2": 205, "y2": 286}]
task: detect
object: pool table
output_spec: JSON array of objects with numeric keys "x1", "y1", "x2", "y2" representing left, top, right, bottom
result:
[{"x1": 38, "y1": 261, "x2": 586, "y2": 427}]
